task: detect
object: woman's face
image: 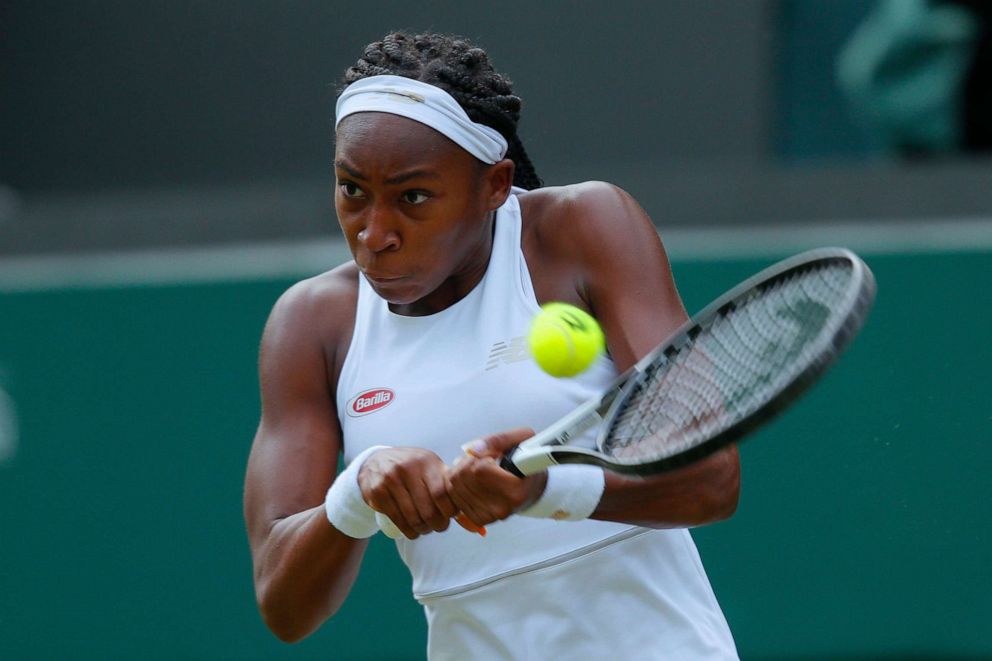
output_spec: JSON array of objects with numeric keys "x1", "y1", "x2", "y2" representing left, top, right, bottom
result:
[{"x1": 334, "y1": 112, "x2": 511, "y2": 315}]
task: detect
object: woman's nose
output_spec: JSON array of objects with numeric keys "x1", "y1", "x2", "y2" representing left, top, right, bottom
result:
[{"x1": 358, "y1": 205, "x2": 401, "y2": 253}]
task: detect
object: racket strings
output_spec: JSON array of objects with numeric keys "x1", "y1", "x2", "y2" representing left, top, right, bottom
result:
[{"x1": 604, "y1": 261, "x2": 855, "y2": 461}]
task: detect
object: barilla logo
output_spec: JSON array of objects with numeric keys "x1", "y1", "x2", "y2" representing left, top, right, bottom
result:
[{"x1": 347, "y1": 388, "x2": 395, "y2": 417}]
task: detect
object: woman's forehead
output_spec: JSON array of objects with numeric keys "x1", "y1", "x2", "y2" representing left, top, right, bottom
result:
[{"x1": 335, "y1": 112, "x2": 465, "y2": 160}]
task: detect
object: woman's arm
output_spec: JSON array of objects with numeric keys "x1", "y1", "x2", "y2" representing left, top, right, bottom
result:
[
  {"x1": 450, "y1": 181, "x2": 740, "y2": 529},
  {"x1": 243, "y1": 277, "x2": 367, "y2": 643},
  {"x1": 562, "y1": 181, "x2": 740, "y2": 528}
]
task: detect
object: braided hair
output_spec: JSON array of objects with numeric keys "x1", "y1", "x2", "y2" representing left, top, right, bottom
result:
[{"x1": 342, "y1": 32, "x2": 543, "y2": 190}]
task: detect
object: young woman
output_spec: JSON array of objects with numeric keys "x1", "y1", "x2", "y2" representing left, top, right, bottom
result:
[{"x1": 244, "y1": 32, "x2": 740, "y2": 659}]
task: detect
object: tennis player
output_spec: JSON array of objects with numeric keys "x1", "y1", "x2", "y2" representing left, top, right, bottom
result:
[{"x1": 244, "y1": 31, "x2": 740, "y2": 659}]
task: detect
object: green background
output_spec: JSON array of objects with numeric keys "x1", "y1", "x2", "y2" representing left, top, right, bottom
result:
[{"x1": 1, "y1": 249, "x2": 989, "y2": 659}]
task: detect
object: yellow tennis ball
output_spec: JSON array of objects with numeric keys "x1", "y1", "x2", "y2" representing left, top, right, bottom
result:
[{"x1": 528, "y1": 303, "x2": 605, "y2": 377}]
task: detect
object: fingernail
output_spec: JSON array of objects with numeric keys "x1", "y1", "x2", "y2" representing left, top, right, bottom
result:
[
  {"x1": 461, "y1": 439, "x2": 487, "y2": 457},
  {"x1": 456, "y1": 513, "x2": 487, "y2": 537}
]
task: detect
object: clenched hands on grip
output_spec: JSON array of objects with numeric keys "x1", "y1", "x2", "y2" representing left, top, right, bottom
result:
[{"x1": 357, "y1": 428, "x2": 546, "y2": 539}]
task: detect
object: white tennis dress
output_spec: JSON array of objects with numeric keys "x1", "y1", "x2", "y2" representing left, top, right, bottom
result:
[{"x1": 336, "y1": 192, "x2": 738, "y2": 660}]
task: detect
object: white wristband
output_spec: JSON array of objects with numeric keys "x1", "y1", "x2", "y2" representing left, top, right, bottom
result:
[
  {"x1": 324, "y1": 445, "x2": 390, "y2": 539},
  {"x1": 517, "y1": 464, "x2": 605, "y2": 521}
]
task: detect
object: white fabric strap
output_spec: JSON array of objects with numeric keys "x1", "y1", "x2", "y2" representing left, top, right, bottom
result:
[
  {"x1": 517, "y1": 464, "x2": 606, "y2": 521},
  {"x1": 324, "y1": 444, "x2": 390, "y2": 539},
  {"x1": 335, "y1": 75, "x2": 508, "y2": 164}
]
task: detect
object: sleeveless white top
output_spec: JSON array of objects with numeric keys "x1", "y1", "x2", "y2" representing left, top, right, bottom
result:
[{"x1": 337, "y1": 193, "x2": 737, "y2": 659}]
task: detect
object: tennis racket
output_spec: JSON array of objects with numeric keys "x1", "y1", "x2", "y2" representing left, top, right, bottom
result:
[{"x1": 378, "y1": 247, "x2": 875, "y2": 536}]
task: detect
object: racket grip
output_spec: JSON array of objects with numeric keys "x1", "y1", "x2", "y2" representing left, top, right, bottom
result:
[
  {"x1": 375, "y1": 511, "x2": 486, "y2": 538},
  {"x1": 499, "y1": 451, "x2": 525, "y2": 477}
]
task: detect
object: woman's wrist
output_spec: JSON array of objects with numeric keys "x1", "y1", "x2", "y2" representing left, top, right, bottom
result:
[
  {"x1": 324, "y1": 445, "x2": 390, "y2": 538},
  {"x1": 516, "y1": 464, "x2": 605, "y2": 521}
]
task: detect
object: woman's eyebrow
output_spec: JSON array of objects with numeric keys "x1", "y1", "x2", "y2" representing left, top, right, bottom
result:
[{"x1": 335, "y1": 160, "x2": 441, "y2": 185}]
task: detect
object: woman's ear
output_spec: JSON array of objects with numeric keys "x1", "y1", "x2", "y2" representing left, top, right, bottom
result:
[{"x1": 484, "y1": 158, "x2": 516, "y2": 210}]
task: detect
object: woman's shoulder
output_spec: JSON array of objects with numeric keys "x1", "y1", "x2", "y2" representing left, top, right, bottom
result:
[
  {"x1": 519, "y1": 180, "x2": 631, "y2": 218},
  {"x1": 516, "y1": 182, "x2": 664, "y2": 306},
  {"x1": 265, "y1": 261, "x2": 361, "y2": 348},
  {"x1": 518, "y1": 181, "x2": 654, "y2": 254},
  {"x1": 262, "y1": 260, "x2": 361, "y2": 383},
  {"x1": 274, "y1": 261, "x2": 360, "y2": 317}
]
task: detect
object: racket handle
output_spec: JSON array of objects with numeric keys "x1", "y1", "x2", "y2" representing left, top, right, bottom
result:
[
  {"x1": 500, "y1": 443, "x2": 561, "y2": 476},
  {"x1": 499, "y1": 452, "x2": 525, "y2": 477},
  {"x1": 376, "y1": 511, "x2": 486, "y2": 538}
]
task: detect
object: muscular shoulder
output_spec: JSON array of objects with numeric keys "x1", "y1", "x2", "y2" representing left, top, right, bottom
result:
[
  {"x1": 518, "y1": 182, "x2": 662, "y2": 302},
  {"x1": 521, "y1": 181, "x2": 657, "y2": 255},
  {"x1": 274, "y1": 262, "x2": 358, "y2": 316},
  {"x1": 521, "y1": 180, "x2": 636, "y2": 210},
  {"x1": 518, "y1": 183, "x2": 684, "y2": 369},
  {"x1": 264, "y1": 261, "x2": 361, "y2": 379}
]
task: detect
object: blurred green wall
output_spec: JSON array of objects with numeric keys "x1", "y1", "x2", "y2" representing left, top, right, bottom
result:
[{"x1": 1, "y1": 249, "x2": 989, "y2": 659}]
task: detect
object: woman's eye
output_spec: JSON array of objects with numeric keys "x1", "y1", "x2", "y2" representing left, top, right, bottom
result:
[
  {"x1": 340, "y1": 182, "x2": 364, "y2": 198},
  {"x1": 402, "y1": 191, "x2": 430, "y2": 205}
]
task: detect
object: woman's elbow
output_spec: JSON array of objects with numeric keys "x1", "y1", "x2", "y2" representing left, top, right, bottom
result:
[
  {"x1": 258, "y1": 595, "x2": 319, "y2": 644},
  {"x1": 717, "y1": 447, "x2": 741, "y2": 521},
  {"x1": 255, "y1": 579, "x2": 330, "y2": 644},
  {"x1": 701, "y1": 447, "x2": 741, "y2": 524},
  {"x1": 712, "y1": 479, "x2": 740, "y2": 523}
]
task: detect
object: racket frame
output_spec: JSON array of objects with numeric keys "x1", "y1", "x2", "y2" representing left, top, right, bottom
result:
[{"x1": 503, "y1": 247, "x2": 876, "y2": 477}]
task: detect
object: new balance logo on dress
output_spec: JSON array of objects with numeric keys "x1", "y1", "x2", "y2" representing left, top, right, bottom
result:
[{"x1": 486, "y1": 336, "x2": 529, "y2": 371}]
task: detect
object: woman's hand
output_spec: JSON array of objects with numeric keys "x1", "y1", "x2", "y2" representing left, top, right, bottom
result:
[
  {"x1": 357, "y1": 447, "x2": 461, "y2": 539},
  {"x1": 447, "y1": 428, "x2": 547, "y2": 528}
]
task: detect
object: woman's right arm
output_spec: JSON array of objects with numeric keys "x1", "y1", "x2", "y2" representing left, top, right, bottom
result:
[{"x1": 243, "y1": 279, "x2": 366, "y2": 643}]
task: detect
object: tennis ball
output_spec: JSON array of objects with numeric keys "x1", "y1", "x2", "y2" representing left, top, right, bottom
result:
[{"x1": 528, "y1": 302, "x2": 605, "y2": 377}]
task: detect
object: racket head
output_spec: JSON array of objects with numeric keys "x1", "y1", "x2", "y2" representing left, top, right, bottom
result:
[{"x1": 591, "y1": 247, "x2": 875, "y2": 476}]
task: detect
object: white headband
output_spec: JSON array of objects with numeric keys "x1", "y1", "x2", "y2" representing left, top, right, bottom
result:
[{"x1": 335, "y1": 75, "x2": 509, "y2": 164}]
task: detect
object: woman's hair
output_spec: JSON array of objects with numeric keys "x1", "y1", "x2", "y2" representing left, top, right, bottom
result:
[{"x1": 342, "y1": 32, "x2": 543, "y2": 190}]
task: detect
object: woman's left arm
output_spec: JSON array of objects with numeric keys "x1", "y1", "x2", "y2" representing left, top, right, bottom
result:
[
  {"x1": 566, "y1": 181, "x2": 740, "y2": 529},
  {"x1": 451, "y1": 182, "x2": 739, "y2": 529}
]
